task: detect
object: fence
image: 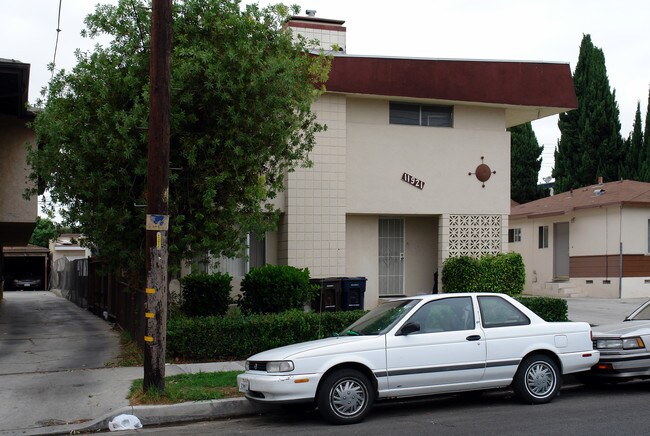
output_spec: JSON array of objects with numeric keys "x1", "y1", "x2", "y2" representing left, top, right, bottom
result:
[{"x1": 52, "y1": 256, "x2": 145, "y2": 347}]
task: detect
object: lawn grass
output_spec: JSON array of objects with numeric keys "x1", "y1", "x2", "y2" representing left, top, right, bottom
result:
[{"x1": 128, "y1": 371, "x2": 244, "y2": 405}]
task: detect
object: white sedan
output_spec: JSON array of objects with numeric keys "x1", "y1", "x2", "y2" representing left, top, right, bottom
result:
[{"x1": 237, "y1": 293, "x2": 599, "y2": 424}]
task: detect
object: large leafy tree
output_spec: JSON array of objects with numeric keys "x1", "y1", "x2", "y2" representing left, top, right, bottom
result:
[
  {"x1": 27, "y1": 0, "x2": 329, "y2": 278},
  {"x1": 553, "y1": 34, "x2": 623, "y2": 192},
  {"x1": 508, "y1": 122, "x2": 543, "y2": 203},
  {"x1": 29, "y1": 217, "x2": 58, "y2": 248}
]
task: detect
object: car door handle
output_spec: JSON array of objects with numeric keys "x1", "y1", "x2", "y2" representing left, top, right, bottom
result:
[{"x1": 466, "y1": 335, "x2": 481, "y2": 341}]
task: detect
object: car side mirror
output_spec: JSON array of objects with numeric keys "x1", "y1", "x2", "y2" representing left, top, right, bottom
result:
[{"x1": 398, "y1": 322, "x2": 420, "y2": 336}]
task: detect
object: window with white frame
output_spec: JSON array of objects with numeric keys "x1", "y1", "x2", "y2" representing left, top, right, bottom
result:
[
  {"x1": 538, "y1": 225, "x2": 549, "y2": 249},
  {"x1": 389, "y1": 102, "x2": 453, "y2": 127},
  {"x1": 209, "y1": 233, "x2": 266, "y2": 277},
  {"x1": 508, "y1": 228, "x2": 521, "y2": 243}
]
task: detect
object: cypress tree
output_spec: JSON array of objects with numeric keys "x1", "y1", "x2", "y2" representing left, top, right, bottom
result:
[
  {"x1": 509, "y1": 122, "x2": 543, "y2": 203},
  {"x1": 639, "y1": 89, "x2": 650, "y2": 181},
  {"x1": 553, "y1": 34, "x2": 623, "y2": 192},
  {"x1": 623, "y1": 102, "x2": 643, "y2": 180}
]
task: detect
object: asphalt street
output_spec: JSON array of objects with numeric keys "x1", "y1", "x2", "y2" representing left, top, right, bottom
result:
[{"x1": 0, "y1": 290, "x2": 648, "y2": 435}]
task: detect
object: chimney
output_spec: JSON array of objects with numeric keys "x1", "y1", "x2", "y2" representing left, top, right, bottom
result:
[
  {"x1": 597, "y1": 176, "x2": 603, "y2": 185},
  {"x1": 285, "y1": 12, "x2": 347, "y2": 53}
]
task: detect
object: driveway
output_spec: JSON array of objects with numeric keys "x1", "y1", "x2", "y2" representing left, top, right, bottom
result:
[
  {"x1": 0, "y1": 291, "x2": 120, "y2": 374},
  {"x1": 0, "y1": 291, "x2": 121, "y2": 434}
]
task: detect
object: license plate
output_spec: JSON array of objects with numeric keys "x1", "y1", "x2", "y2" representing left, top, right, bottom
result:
[
  {"x1": 239, "y1": 378, "x2": 250, "y2": 392},
  {"x1": 24, "y1": 284, "x2": 31, "y2": 287}
]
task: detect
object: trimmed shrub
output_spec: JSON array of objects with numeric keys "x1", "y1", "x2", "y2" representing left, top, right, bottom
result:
[
  {"x1": 516, "y1": 296, "x2": 568, "y2": 322},
  {"x1": 442, "y1": 252, "x2": 525, "y2": 296},
  {"x1": 238, "y1": 265, "x2": 317, "y2": 314},
  {"x1": 167, "y1": 309, "x2": 365, "y2": 361},
  {"x1": 181, "y1": 272, "x2": 232, "y2": 317},
  {"x1": 441, "y1": 256, "x2": 481, "y2": 293}
]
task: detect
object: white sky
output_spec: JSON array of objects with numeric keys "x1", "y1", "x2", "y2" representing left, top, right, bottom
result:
[{"x1": 2, "y1": 0, "x2": 649, "y2": 184}]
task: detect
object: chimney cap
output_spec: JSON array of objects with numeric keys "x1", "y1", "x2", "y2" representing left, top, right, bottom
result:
[{"x1": 306, "y1": 9, "x2": 316, "y2": 17}]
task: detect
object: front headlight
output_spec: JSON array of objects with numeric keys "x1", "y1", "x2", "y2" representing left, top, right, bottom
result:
[
  {"x1": 265, "y1": 361, "x2": 295, "y2": 373},
  {"x1": 596, "y1": 337, "x2": 645, "y2": 350}
]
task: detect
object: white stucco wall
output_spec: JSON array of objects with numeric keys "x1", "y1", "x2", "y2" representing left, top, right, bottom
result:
[
  {"x1": 345, "y1": 215, "x2": 378, "y2": 308},
  {"x1": 345, "y1": 98, "x2": 510, "y2": 215},
  {"x1": 508, "y1": 216, "x2": 556, "y2": 294}
]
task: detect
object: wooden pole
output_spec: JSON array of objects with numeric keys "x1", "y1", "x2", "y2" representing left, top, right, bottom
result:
[{"x1": 143, "y1": 0, "x2": 172, "y2": 393}]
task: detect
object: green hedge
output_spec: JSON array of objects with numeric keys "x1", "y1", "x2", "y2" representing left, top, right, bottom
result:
[
  {"x1": 516, "y1": 296, "x2": 568, "y2": 322},
  {"x1": 442, "y1": 252, "x2": 525, "y2": 296},
  {"x1": 167, "y1": 310, "x2": 365, "y2": 361},
  {"x1": 166, "y1": 296, "x2": 568, "y2": 361},
  {"x1": 238, "y1": 265, "x2": 317, "y2": 314},
  {"x1": 180, "y1": 272, "x2": 233, "y2": 317}
]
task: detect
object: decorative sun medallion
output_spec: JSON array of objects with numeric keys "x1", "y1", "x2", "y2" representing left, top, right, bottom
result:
[{"x1": 468, "y1": 156, "x2": 496, "y2": 188}]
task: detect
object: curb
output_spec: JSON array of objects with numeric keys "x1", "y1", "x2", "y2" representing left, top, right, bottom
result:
[{"x1": 24, "y1": 398, "x2": 273, "y2": 436}]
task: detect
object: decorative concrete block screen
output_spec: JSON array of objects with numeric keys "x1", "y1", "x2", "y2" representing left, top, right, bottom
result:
[{"x1": 448, "y1": 214, "x2": 502, "y2": 258}]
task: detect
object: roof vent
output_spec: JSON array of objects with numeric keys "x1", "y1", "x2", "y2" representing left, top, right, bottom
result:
[
  {"x1": 594, "y1": 188, "x2": 605, "y2": 196},
  {"x1": 306, "y1": 9, "x2": 316, "y2": 17}
]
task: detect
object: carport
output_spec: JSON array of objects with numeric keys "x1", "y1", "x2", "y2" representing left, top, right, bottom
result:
[{"x1": 2, "y1": 245, "x2": 49, "y2": 291}]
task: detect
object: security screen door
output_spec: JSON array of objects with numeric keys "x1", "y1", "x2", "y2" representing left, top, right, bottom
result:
[{"x1": 379, "y1": 218, "x2": 404, "y2": 296}]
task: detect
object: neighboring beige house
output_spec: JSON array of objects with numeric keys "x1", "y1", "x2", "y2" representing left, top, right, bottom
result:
[
  {"x1": 211, "y1": 14, "x2": 578, "y2": 309},
  {"x1": 50, "y1": 234, "x2": 91, "y2": 264},
  {"x1": 0, "y1": 58, "x2": 38, "y2": 299},
  {"x1": 510, "y1": 179, "x2": 650, "y2": 299}
]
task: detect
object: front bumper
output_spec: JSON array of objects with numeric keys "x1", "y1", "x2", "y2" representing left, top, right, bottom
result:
[
  {"x1": 588, "y1": 351, "x2": 650, "y2": 380},
  {"x1": 237, "y1": 371, "x2": 322, "y2": 403}
]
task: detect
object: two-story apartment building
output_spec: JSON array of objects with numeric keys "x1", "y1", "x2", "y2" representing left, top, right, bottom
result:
[
  {"x1": 211, "y1": 15, "x2": 578, "y2": 309},
  {"x1": 0, "y1": 58, "x2": 38, "y2": 299}
]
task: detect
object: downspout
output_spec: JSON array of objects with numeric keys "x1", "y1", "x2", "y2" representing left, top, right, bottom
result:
[{"x1": 619, "y1": 205, "x2": 623, "y2": 298}]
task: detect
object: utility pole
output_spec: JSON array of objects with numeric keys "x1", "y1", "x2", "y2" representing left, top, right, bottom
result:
[{"x1": 143, "y1": 0, "x2": 172, "y2": 394}]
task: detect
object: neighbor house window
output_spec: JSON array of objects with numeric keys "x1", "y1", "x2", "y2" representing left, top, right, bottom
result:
[
  {"x1": 389, "y1": 102, "x2": 453, "y2": 127},
  {"x1": 538, "y1": 225, "x2": 549, "y2": 249},
  {"x1": 508, "y1": 228, "x2": 521, "y2": 243}
]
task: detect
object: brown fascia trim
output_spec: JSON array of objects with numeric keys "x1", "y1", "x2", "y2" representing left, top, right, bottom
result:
[
  {"x1": 509, "y1": 210, "x2": 567, "y2": 220},
  {"x1": 620, "y1": 201, "x2": 650, "y2": 208},
  {"x1": 325, "y1": 56, "x2": 577, "y2": 108},
  {"x1": 572, "y1": 201, "x2": 623, "y2": 211}
]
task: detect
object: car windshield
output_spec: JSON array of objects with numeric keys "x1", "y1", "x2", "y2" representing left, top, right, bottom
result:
[
  {"x1": 629, "y1": 302, "x2": 650, "y2": 320},
  {"x1": 341, "y1": 299, "x2": 420, "y2": 336}
]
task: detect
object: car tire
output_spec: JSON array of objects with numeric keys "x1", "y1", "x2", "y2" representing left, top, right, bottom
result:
[
  {"x1": 512, "y1": 354, "x2": 560, "y2": 404},
  {"x1": 317, "y1": 368, "x2": 374, "y2": 425}
]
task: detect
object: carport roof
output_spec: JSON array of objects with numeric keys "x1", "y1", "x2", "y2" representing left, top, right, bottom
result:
[{"x1": 3, "y1": 244, "x2": 49, "y2": 256}]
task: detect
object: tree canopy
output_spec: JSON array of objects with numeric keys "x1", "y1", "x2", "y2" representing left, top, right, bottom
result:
[
  {"x1": 29, "y1": 217, "x2": 58, "y2": 248},
  {"x1": 508, "y1": 122, "x2": 543, "y2": 203},
  {"x1": 27, "y1": 0, "x2": 330, "y2": 276},
  {"x1": 553, "y1": 34, "x2": 623, "y2": 192}
]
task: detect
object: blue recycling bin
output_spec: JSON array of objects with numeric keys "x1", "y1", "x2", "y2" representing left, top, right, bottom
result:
[{"x1": 340, "y1": 277, "x2": 367, "y2": 311}]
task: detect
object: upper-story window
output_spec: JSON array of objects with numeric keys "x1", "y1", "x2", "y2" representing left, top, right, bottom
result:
[{"x1": 389, "y1": 102, "x2": 453, "y2": 128}]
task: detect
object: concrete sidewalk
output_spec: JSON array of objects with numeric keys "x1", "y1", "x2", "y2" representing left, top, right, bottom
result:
[
  {"x1": 0, "y1": 361, "x2": 268, "y2": 436},
  {"x1": 1, "y1": 294, "x2": 648, "y2": 435}
]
